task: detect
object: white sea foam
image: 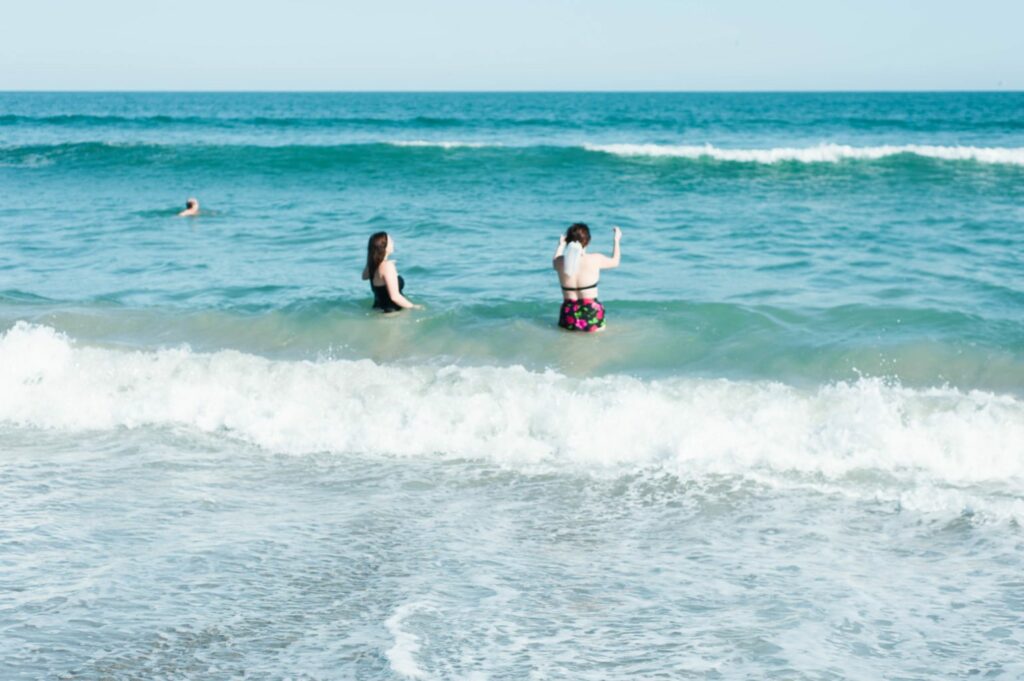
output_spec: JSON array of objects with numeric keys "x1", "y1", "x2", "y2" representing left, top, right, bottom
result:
[
  {"x1": 385, "y1": 603, "x2": 428, "y2": 679},
  {"x1": 2, "y1": 322, "x2": 1022, "y2": 490},
  {"x1": 584, "y1": 142, "x2": 1024, "y2": 165}
]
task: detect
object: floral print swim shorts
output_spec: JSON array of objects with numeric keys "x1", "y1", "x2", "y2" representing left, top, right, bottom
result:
[{"x1": 559, "y1": 298, "x2": 605, "y2": 332}]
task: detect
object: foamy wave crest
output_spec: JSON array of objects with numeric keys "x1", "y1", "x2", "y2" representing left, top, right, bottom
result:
[
  {"x1": 385, "y1": 603, "x2": 429, "y2": 679},
  {"x1": 584, "y1": 142, "x2": 1024, "y2": 165},
  {"x1": 387, "y1": 140, "x2": 494, "y2": 149},
  {"x1": 2, "y1": 323, "x2": 1023, "y2": 487}
]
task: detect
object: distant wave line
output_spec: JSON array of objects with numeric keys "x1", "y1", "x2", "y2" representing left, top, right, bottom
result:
[
  {"x1": 4, "y1": 140, "x2": 1024, "y2": 167},
  {"x1": 387, "y1": 140, "x2": 494, "y2": 149},
  {"x1": 0, "y1": 113, "x2": 567, "y2": 129},
  {"x1": 584, "y1": 142, "x2": 1024, "y2": 165},
  {"x1": 4, "y1": 113, "x2": 1024, "y2": 132}
]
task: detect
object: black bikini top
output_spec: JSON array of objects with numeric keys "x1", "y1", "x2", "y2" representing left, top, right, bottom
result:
[{"x1": 561, "y1": 280, "x2": 599, "y2": 292}]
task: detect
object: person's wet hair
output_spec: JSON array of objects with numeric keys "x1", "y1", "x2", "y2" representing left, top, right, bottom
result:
[{"x1": 566, "y1": 223, "x2": 591, "y2": 247}]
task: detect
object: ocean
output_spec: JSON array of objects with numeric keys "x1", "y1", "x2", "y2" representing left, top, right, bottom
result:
[{"x1": 1, "y1": 92, "x2": 1022, "y2": 679}]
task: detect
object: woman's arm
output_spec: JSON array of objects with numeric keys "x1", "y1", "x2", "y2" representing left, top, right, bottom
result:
[
  {"x1": 598, "y1": 226, "x2": 622, "y2": 269},
  {"x1": 552, "y1": 234, "x2": 566, "y2": 269},
  {"x1": 381, "y1": 262, "x2": 420, "y2": 310}
]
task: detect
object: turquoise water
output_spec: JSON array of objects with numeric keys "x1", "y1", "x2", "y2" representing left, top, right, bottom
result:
[
  {"x1": 3, "y1": 93, "x2": 1023, "y2": 387},
  {"x1": 1, "y1": 93, "x2": 1023, "y2": 679}
]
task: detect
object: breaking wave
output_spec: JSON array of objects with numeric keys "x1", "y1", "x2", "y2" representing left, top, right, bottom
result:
[{"x1": 2, "y1": 323, "x2": 1021, "y2": 490}]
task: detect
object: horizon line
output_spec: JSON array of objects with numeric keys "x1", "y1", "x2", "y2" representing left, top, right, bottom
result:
[{"x1": 1, "y1": 88, "x2": 1022, "y2": 95}]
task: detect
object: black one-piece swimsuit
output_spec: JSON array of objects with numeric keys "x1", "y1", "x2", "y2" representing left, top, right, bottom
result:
[{"x1": 371, "y1": 275, "x2": 405, "y2": 312}]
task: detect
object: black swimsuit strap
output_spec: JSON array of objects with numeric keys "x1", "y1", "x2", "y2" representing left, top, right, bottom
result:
[{"x1": 561, "y1": 281, "x2": 599, "y2": 292}]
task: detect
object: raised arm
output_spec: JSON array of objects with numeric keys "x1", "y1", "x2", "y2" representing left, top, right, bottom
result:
[
  {"x1": 552, "y1": 234, "x2": 566, "y2": 269},
  {"x1": 597, "y1": 226, "x2": 622, "y2": 269},
  {"x1": 381, "y1": 262, "x2": 420, "y2": 310}
]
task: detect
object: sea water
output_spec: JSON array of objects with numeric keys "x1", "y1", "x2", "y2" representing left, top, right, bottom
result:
[{"x1": 1, "y1": 92, "x2": 1022, "y2": 679}]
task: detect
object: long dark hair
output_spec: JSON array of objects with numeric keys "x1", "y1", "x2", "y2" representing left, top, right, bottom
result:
[
  {"x1": 566, "y1": 223, "x2": 591, "y2": 247},
  {"x1": 366, "y1": 231, "x2": 388, "y2": 281}
]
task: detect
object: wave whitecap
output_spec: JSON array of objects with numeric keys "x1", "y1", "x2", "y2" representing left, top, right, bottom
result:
[
  {"x1": 3, "y1": 323, "x2": 1022, "y2": 497},
  {"x1": 584, "y1": 142, "x2": 1024, "y2": 165}
]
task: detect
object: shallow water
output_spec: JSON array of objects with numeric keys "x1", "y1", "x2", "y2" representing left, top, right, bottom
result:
[
  {"x1": 1, "y1": 92, "x2": 1023, "y2": 679},
  {"x1": 4, "y1": 428, "x2": 1023, "y2": 679}
]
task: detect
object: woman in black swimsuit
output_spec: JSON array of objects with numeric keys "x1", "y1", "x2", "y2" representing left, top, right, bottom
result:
[{"x1": 362, "y1": 231, "x2": 421, "y2": 312}]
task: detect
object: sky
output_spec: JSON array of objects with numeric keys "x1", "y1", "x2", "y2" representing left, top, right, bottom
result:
[{"x1": 2, "y1": 0, "x2": 1022, "y2": 91}]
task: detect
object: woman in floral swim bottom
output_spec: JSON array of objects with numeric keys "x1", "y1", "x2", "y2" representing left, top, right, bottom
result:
[
  {"x1": 552, "y1": 223, "x2": 622, "y2": 333},
  {"x1": 559, "y1": 298, "x2": 605, "y2": 332}
]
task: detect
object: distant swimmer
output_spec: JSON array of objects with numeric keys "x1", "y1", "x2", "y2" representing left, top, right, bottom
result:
[
  {"x1": 552, "y1": 223, "x2": 622, "y2": 332},
  {"x1": 178, "y1": 198, "x2": 200, "y2": 217},
  {"x1": 362, "y1": 231, "x2": 422, "y2": 312}
]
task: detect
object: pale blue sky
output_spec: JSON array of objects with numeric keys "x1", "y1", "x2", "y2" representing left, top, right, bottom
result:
[{"x1": 2, "y1": 0, "x2": 1022, "y2": 90}]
